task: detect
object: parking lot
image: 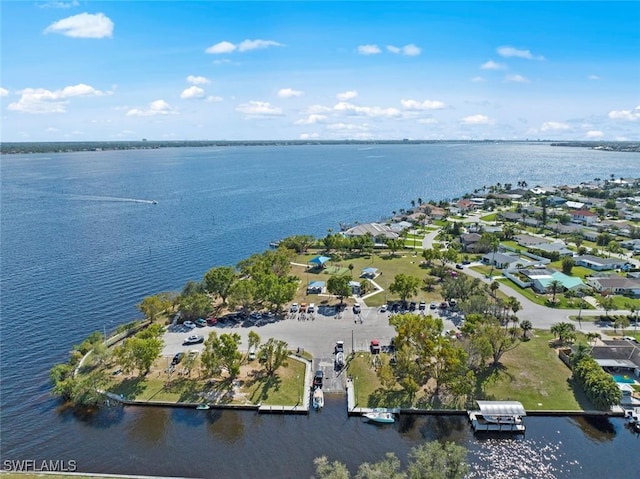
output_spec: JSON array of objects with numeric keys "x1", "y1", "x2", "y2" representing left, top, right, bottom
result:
[{"x1": 161, "y1": 302, "x2": 464, "y2": 360}]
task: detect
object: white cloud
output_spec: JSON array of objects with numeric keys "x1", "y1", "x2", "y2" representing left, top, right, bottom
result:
[
  {"x1": 333, "y1": 102, "x2": 401, "y2": 118},
  {"x1": 418, "y1": 118, "x2": 438, "y2": 124},
  {"x1": 462, "y1": 114, "x2": 492, "y2": 125},
  {"x1": 180, "y1": 86, "x2": 205, "y2": 100},
  {"x1": 0, "y1": 87, "x2": 9, "y2": 96},
  {"x1": 126, "y1": 100, "x2": 176, "y2": 117},
  {"x1": 497, "y1": 46, "x2": 544, "y2": 60},
  {"x1": 337, "y1": 90, "x2": 358, "y2": 101},
  {"x1": 307, "y1": 104, "x2": 332, "y2": 114},
  {"x1": 206, "y1": 41, "x2": 237, "y2": 54},
  {"x1": 206, "y1": 39, "x2": 283, "y2": 54},
  {"x1": 187, "y1": 75, "x2": 210, "y2": 85},
  {"x1": 236, "y1": 101, "x2": 283, "y2": 117},
  {"x1": 505, "y1": 74, "x2": 530, "y2": 83},
  {"x1": 357, "y1": 44, "x2": 381, "y2": 55},
  {"x1": 387, "y1": 44, "x2": 421, "y2": 56},
  {"x1": 39, "y1": 0, "x2": 80, "y2": 8},
  {"x1": 587, "y1": 75, "x2": 601, "y2": 81},
  {"x1": 608, "y1": 106, "x2": 640, "y2": 121},
  {"x1": 471, "y1": 76, "x2": 486, "y2": 83},
  {"x1": 205, "y1": 96, "x2": 223, "y2": 102},
  {"x1": 277, "y1": 88, "x2": 303, "y2": 98},
  {"x1": 326, "y1": 122, "x2": 370, "y2": 131},
  {"x1": 8, "y1": 83, "x2": 106, "y2": 113},
  {"x1": 400, "y1": 99, "x2": 446, "y2": 110},
  {"x1": 44, "y1": 12, "x2": 113, "y2": 38},
  {"x1": 586, "y1": 130, "x2": 604, "y2": 138},
  {"x1": 295, "y1": 114, "x2": 327, "y2": 125},
  {"x1": 299, "y1": 133, "x2": 320, "y2": 139},
  {"x1": 540, "y1": 121, "x2": 570, "y2": 131},
  {"x1": 238, "y1": 39, "x2": 284, "y2": 52},
  {"x1": 480, "y1": 60, "x2": 507, "y2": 70}
]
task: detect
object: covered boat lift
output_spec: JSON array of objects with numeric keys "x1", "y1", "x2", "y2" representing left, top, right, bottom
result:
[{"x1": 468, "y1": 400, "x2": 526, "y2": 433}]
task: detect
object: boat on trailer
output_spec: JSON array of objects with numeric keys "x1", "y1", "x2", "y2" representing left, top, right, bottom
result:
[
  {"x1": 468, "y1": 400, "x2": 526, "y2": 433},
  {"x1": 312, "y1": 388, "x2": 324, "y2": 409}
]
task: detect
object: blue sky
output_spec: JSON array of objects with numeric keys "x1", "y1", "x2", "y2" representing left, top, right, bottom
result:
[{"x1": 1, "y1": 1, "x2": 638, "y2": 141}]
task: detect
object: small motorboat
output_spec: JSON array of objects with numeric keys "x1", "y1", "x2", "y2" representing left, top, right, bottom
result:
[
  {"x1": 364, "y1": 411, "x2": 395, "y2": 424},
  {"x1": 196, "y1": 403, "x2": 210, "y2": 410},
  {"x1": 312, "y1": 388, "x2": 324, "y2": 409}
]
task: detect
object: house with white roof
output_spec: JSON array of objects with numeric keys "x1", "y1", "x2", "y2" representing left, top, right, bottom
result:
[
  {"x1": 570, "y1": 209, "x2": 598, "y2": 225},
  {"x1": 575, "y1": 255, "x2": 628, "y2": 271}
]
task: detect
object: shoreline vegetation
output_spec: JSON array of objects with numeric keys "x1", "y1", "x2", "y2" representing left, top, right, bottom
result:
[
  {"x1": 51, "y1": 177, "x2": 640, "y2": 414},
  {"x1": 2, "y1": 139, "x2": 640, "y2": 155}
]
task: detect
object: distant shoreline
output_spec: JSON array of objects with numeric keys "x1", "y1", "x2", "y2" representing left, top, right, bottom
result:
[{"x1": 2, "y1": 139, "x2": 638, "y2": 155}]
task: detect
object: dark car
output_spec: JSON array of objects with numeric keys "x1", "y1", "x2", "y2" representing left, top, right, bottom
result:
[
  {"x1": 171, "y1": 352, "x2": 184, "y2": 366},
  {"x1": 455, "y1": 263, "x2": 464, "y2": 270},
  {"x1": 418, "y1": 300, "x2": 426, "y2": 311},
  {"x1": 313, "y1": 370, "x2": 324, "y2": 388},
  {"x1": 206, "y1": 316, "x2": 217, "y2": 325},
  {"x1": 409, "y1": 301, "x2": 416, "y2": 311}
]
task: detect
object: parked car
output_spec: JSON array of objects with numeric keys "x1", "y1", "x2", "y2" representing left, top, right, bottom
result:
[
  {"x1": 195, "y1": 318, "x2": 207, "y2": 327},
  {"x1": 370, "y1": 340, "x2": 381, "y2": 354},
  {"x1": 206, "y1": 316, "x2": 217, "y2": 326},
  {"x1": 430, "y1": 301, "x2": 437, "y2": 309},
  {"x1": 171, "y1": 352, "x2": 184, "y2": 365},
  {"x1": 409, "y1": 301, "x2": 416, "y2": 311},
  {"x1": 313, "y1": 370, "x2": 324, "y2": 388},
  {"x1": 308, "y1": 303, "x2": 315, "y2": 313},
  {"x1": 248, "y1": 346, "x2": 257, "y2": 360},
  {"x1": 353, "y1": 303, "x2": 361, "y2": 314},
  {"x1": 290, "y1": 303, "x2": 299, "y2": 313},
  {"x1": 335, "y1": 340, "x2": 344, "y2": 354},
  {"x1": 183, "y1": 321, "x2": 196, "y2": 329},
  {"x1": 418, "y1": 300, "x2": 426, "y2": 310},
  {"x1": 455, "y1": 263, "x2": 464, "y2": 270},
  {"x1": 380, "y1": 304, "x2": 388, "y2": 313},
  {"x1": 183, "y1": 334, "x2": 204, "y2": 345}
]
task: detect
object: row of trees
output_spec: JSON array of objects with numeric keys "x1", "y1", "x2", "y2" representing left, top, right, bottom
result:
[
  {"x1": 313, "y1": 441, "x2": 468, "y2": 479},
  {"x1": 570, "y1": 348, "x2": 622, "y2": 409}
]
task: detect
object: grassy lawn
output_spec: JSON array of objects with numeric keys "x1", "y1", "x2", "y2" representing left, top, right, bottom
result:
[
  {"x1": 470, "y1": 264, "x2": 494, "y2": 276},
  {"x1": 480, "y1": 212, "x2": 498, "y2": 222},
  {"x1": 546, "y1": 262, "x2": 594, "y2": 280},
  {"x1": 294, "y1": 251, "x2": 444, "y2": 308},
  {"x1": 347, "y1": 333, "x2": 595, "y2": 411},
  {"x1": 481, "y1": 331, "x2": 594, "y2": 410},
  {"x1": 608, "y1": 295, "x2": 640, "y2": 309},
  {"x1": 496, "y1": 278, "x2": 594, "y2": 309},
  {"x1": 105, "y1": 355, "x2": 306, "y2": 406}
]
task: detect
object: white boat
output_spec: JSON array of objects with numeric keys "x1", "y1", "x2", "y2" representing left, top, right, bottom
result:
[
  {"x1": 468, "y1": 400, "x2": 526, "y2": 433},
  {"x1": 196, "y1": 403, "x2": 210, "y2": 410},
  {"x1": 364, "y1": 411, "x2": 395, "y2": 424},
  {"x1": 312, "y1": 388, "x2": 324, "y2": 409}
]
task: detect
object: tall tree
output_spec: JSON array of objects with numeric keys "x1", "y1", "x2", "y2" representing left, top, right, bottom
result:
[
  {"x1": 389, "y1": 274, "x2": 421, "y2": 302},
  {"x1": 258, "y1": 338, "x2": 289, "y2": 376},
  {"x1": 137, "y1": 294, "x2": 172, "y2": 322},
  {"x1": 327, "y1": 274, "x2": 352, "y2": 305},
  {"x1": 203, "y1": 266, "x2": 238, "y2": 305},
  {"x1": 550, "y1": 322, "x2": 576, "y2": 345}
]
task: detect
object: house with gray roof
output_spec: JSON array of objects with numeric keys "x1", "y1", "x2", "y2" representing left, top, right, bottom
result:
[
  {"x1": 482, "y1": 251, "x2": 521, "y2": 269},
  {"x1": 575, "y1": 255, "x2": 629, "y2": 271},
  {"x1": 344, "y1": 223, "x2": 398, "y2": 241},
  {"x1": 586, "y1": 275, "x2": 640, "y2": 297},
  {"x1": 528, "y1": 241, "x2": 574, "y2": 257}
]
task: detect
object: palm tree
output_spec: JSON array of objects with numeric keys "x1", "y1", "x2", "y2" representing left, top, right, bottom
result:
[
  {"x1": 520, "y1": 319, "x2": 533, "y2": 340},
  {"x1": 551, "y1": 322, "x2": 576, "y2": 345},
  {"x1": 548, "y1": 280, "x2": 563, "y2": 305},
  {"x1": 487, "y1": 235, "x2": 500, "y2": 279},
  {"x1": 586, "y1": 331, "x2": 601, "y2": 346},
  {"x1": 490, "y1": 281, "x2": 500, "y2": 299}
]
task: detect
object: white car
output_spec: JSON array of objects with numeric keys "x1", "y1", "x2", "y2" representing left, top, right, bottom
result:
[
  {"x1": 183, "y1": 335, "x2": 204, "y2": 345},
  {"x1": 183, "y1": 321, "x2": 196, "y2": 329},
  {"x1": 290, "y1": 303, "x2": 299, "y2": 312},
  {"x1": 380, "y1": 304, "x2": 388, "y2": 313}
]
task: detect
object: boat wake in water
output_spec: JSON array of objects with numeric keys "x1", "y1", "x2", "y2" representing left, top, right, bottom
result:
[{"x1": 65, "y1": 194, "x2": 157, "y2": 204}]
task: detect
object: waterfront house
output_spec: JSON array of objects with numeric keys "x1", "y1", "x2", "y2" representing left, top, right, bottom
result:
[{"x1": 343, "y1": 223, "x2": 398, "y2": 242}]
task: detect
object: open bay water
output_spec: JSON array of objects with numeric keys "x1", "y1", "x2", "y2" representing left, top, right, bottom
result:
[{"x1": 1, "y1": 143, "x2": 639, "y2": 478}]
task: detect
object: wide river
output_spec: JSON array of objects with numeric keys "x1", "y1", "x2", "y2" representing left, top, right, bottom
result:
[{"x1": 1, "y1": 143, "x2": 639, "y2": 478}]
